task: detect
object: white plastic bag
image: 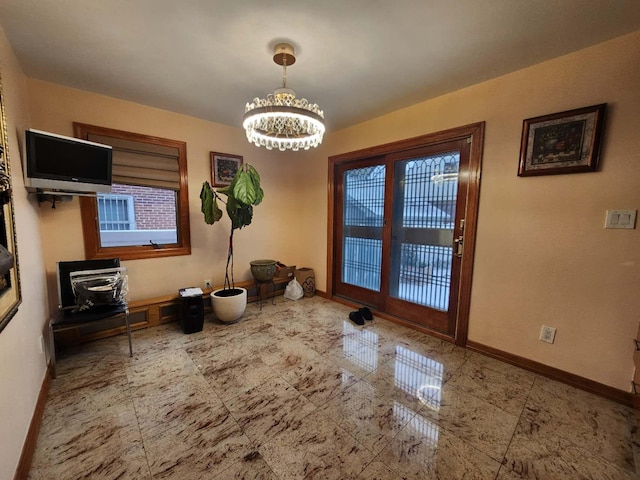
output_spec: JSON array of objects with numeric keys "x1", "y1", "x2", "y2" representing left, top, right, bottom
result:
[
  {"x1": 70, "y1": 267, "x2": 128, "y2": 311},
  {"x1": 284, "y1": 278, "x2": 304, "y2": 301}
]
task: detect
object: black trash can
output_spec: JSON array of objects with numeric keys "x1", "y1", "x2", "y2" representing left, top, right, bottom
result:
[{"x1": 179, "y1": 289, "x2": 204, "y2": 334}]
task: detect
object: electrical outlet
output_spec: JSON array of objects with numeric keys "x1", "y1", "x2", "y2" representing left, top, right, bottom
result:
[
  {"x1": 204, "y1": 279, "x2": 212, "y2": 289},
  {"x1": 539, "y1": 325, "x2": 556, "y2": 344}
]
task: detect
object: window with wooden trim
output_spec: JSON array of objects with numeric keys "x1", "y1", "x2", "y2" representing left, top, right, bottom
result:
[{"x1": 75, "y1": 123, "x2": 191, "y2": 260}]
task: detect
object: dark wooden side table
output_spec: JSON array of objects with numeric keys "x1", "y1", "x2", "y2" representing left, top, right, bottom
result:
[{"x1": 255, "y1": 279, "x2": 276, "y2": 310}]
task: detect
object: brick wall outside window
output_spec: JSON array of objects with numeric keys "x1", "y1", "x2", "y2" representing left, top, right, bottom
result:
[{"x1": 112, "y1": 184, "x2": 176, "y2": 230}]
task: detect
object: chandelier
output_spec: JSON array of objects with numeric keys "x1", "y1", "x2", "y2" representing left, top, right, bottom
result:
[{"x1": 243, "y1": 43, "x2": 325, "y2": 151}]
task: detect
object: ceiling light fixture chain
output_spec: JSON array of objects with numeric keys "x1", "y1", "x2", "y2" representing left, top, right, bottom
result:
[
  {"x1": 281, "y1": 55, "x2": 288, "y2": 89},
  {"x1": 243, "y1": 42, "x2": 325, "y2": 151}
]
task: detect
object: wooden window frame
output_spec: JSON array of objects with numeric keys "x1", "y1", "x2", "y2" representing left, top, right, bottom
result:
[{"x1": 75, "y1": 123, "x2": 191, "y2": 260}]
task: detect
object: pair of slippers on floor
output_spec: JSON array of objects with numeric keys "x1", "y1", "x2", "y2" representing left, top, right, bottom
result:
[{"x1": 349, "y1": 307, "x2": 373, "y2": 325}]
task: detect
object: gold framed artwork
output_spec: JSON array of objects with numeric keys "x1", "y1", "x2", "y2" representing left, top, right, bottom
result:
[
  {"x1": 0, "y1": 74, "x2": 22, "y2": 333},
  {"x1": 518, "y1": 104, "x2": 606, "y2": 177},
  {"x1": 211, "y1": 152, "x2": 243, "y2": 187}
]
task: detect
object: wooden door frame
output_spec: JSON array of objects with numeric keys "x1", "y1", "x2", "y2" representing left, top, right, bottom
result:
[{"x1": 327, "y1": 122, "x2": 485, "y2": 345}]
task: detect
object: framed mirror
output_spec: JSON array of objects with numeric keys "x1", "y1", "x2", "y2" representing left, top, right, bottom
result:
[{"x1": 0, "y1": 74, "x2": 21, "y2": 333}]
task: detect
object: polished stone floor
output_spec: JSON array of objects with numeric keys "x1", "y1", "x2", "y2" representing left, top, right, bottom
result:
[{"x1": 29, "y1": 296, "x2": 639, "y2": 479}]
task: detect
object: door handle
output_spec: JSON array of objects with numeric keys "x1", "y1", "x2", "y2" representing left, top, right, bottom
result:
[{"x1": 454, "y1": 236, "x2": 463, "y2": 257}]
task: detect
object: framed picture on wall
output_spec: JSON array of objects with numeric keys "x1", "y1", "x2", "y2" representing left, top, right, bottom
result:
[
  {"x1": 518, "y1": 103, "x2": 606, "y2": 177},
  {"x1": 211, "y1": 152, "x2": 243, "y2": 187},
  {"x1": 0, "y1": 74, "x2": 22, "y2": 334}
]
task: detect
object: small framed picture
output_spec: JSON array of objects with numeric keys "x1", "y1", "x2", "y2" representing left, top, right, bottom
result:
[
  {"x1": 211, "y1": 152, "x2": 243, "y2": 186},
  {"x1": 518, "y1": 104, "x2": 606, "y2": 177}
]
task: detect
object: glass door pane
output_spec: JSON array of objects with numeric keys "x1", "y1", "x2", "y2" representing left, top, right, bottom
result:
[
  {"x1": 342, "y1": 165, "x2": 386, "y2": 291},
  {"x1": 389, "y1": 152, "x2": 460, "y2": 311}
]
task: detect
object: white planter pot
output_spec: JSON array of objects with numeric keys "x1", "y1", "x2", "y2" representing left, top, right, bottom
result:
[{"x1": 211, "y1": 287, "x2": 247, "y2": 323}]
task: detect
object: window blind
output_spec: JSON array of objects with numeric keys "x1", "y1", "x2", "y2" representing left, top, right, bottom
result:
[{"x1": 88, "y1": 134, "x2": 180, "y2": 190}]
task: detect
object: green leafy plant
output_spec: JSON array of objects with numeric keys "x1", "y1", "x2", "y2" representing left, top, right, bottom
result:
[{"x1": 200, "y1": 164, "x2": 264, "y2": 290}]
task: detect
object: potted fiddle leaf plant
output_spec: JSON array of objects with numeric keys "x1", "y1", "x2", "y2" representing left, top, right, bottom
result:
[{"x1": 200, "y1": 164, "x2": 263, "y2": 323}]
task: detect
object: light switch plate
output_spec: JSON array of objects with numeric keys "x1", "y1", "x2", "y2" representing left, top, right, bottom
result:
[{"x1": 605, "y1": 210, "x2": 637, "y2": 229}]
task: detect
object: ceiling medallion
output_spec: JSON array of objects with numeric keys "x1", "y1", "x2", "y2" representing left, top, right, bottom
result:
[{"x1": 243, "y1": 43, "x2": 325, "y2": 151}]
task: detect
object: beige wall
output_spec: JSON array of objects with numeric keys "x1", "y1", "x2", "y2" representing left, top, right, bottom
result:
[
  {"x1": 312, "y1": 31, "x2": 640, "y2": 390},
  {"x1": 0, "y1": 26, "x2": 49, "y2": 479},
  {"x1": 27, "y1": 80, "x2": 316, "y2": 306}
]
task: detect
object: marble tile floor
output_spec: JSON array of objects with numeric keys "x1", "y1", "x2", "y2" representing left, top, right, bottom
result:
[{"x1": 29, "y1": 296, "x2": 639, "y2": 479}]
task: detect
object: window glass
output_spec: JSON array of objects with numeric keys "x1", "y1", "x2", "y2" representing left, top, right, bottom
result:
[{"x1": 98, "y1": 184, "x2": 178, "y2": 247}]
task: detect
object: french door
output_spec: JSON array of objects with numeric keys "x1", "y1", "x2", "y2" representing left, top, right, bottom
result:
[{"x1": 331, "y1": 124, "x2": 483, "y2": 342}]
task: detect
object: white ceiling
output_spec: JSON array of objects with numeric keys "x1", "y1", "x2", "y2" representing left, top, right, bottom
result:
[{"x1": 1, "y1": 1, "x2": 639, "y2": 131}]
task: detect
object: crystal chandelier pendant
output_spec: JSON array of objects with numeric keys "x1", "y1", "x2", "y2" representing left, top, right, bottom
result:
[{"x1": 243, "y1": 43, "x2": 325, "y2": 151}]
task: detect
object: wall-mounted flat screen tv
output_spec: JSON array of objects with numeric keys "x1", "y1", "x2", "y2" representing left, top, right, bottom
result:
[{"x1": 24, "y1": 129, "x2": 113, "y2": 193}]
